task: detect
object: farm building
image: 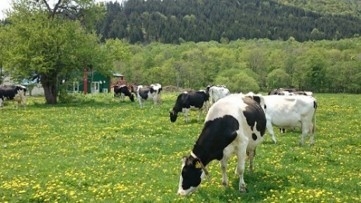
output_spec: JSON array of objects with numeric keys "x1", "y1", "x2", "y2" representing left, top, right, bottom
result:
[
  {"x1": 71, "y1": 69, "x2": 111, "y2": 94},
  {"x1": 71, "y1": 70, "x2": 126, "y2": 94}
]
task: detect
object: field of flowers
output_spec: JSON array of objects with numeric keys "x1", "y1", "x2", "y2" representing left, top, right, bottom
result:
[{"x1": 0, "y1": 92, "x2": 360, "y2": 202}]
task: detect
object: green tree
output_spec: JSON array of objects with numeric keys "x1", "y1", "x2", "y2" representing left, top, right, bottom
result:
[
  {"x1": 0, "y1": 0, "x2": 110, "y2": 104},
  {"x1": 215, "y1": 69, "x2": 260, "y2": 92},
  {"x1": 267, "y1": 68, "x2": 292, "y2": 89}
]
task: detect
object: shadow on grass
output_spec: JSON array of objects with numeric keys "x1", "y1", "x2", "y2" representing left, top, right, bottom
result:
[
  {"x1": 28, "y1": 98, "x2": 137, "y2": 109},
  {"x1": 195, "y1": 170, "x2": 290, "y2": 202}
]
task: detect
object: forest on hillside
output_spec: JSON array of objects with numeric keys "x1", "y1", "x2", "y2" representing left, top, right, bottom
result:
[
  {"x1": 115, "y1": 38, "x2": 361, "y2": 93},
  {"x1": 97, "y1": 0, "x2": 361, "y2": 43},
  {"x1": 275, "y1": 0, "x2": 361, "y2": 18}
]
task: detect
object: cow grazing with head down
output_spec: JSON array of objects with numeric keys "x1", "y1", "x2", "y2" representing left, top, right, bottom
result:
[
  {"x1": 169, "y1": 90, "x2": 209, "y2": 123},
  {"x1": 113, "y1": 85, "x2": 135, "y2": 102},
  {"x1": 263, "y1": 95, "x2": 317, "y2": 145},
  {"x1": 0, "y1": 85, "x2": 27, "y2": 108},
  {"x1": 177, "y1": 93, "x2": 267, "y2": 196},
  {"x1": 206, "y1": 85, "x2": 230, "y2": 107},
  {"x1": 137, "y1": 83, "x2": 162, "y2": 107}
]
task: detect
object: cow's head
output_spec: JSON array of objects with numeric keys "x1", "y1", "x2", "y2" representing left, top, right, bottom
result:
[
  {"x1": 169, "y1": 109, "x2": 178, "y2": 122},
  {"x1": 129, "y1": 93, "x2": 135, "y2": 102},
  {"x1": 177, "y1": 156, "x2": 206, "y2": 196},
  {"x1": 15, "y1": 85, "x2": 27, "y2": 93}
]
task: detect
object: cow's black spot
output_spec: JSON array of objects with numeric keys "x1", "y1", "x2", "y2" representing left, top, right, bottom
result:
[
  {"x1": 242, "y1": 97, "x2": 266, "y2": 136},
  {"x1": 193, "y1": 115, "x2": 239, "y2": 165},
  {"x1": 252, "y1": 133, "x2": 257, "y2": 140}
]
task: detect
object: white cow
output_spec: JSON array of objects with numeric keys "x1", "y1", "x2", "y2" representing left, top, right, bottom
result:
[
  {"x1": 206, "y1": 85, "x2": 230, "y2": 107},
  {"x1": 263, "y1": 95, "x2": 317, "y2": 145}
]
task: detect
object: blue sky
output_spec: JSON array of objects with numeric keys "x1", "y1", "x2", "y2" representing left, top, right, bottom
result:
[{"x1": 0, "y1": 0, "x2": 120, "y2": 20}]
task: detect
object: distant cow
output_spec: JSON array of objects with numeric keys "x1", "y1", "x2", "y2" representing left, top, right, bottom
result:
[
  {"x1": 169, "y1": 90, "x2": 209, "y2": 123},
  {"x1": 0, "y1": 85, "x2": 27, "y2": 108},
  {"x1": 268, "y1": 88, "x2": 313, "y2": 96},
  {"x1": 113, "y1": 85, "x2": 135, "y2": 102},
  {"x1": 177, "y1": 93, "x2": 267, "y2": 196},
  {"x1": 206, "y1": 85, "x2": 230, "y2": 107},
  {"x1": 267, "y1": 88, "x2": 314, "y2": 133},
  {"x1": 263, "y1": 95, "x2": 317, "y2": 145},
  {"x1": 137, "y1": 83, "x2": 162, "y2": 107}
]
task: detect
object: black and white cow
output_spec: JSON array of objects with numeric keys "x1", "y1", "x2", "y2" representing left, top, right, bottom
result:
[
  {"x1": 0, "y1": 85, "x2": 27, "y2": 107},
  {"x1": 169, "y1": 90, "x2": 209, "y2": 123},
  {"x1": 113, "y1": 85, "x2": 135, "y2": 102},
  {"x1": 268, "y1": 88, "x2": 313, "y2": 96},
  {"x1": 263, "y1": 95, "x2": 317, "y2": 145},
  {"x1": 137, "y1": 83, "x2": 162, "y2": 107},
  {"x1": 206, "y1": 85, "x2": 230, "y2": 107},
  {"x1": 177, "y1": 93, "x2": 267, "y2": 196}
]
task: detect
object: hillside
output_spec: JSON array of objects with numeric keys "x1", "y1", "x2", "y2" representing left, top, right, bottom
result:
[
  {"x1": 97, "y1": 0, "x2": 361, "y2": 43},
  {"x1": 275, "y1": 0, "x2": 361, "y2": 18}
]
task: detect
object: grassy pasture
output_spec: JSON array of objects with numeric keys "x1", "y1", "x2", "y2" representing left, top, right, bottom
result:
[{"x1": 0, "y1": 92, "x2": 360, "y2": 202}]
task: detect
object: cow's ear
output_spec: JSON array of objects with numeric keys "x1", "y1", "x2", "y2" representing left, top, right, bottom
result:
[
  {"x1": 252, "y1": 96, "x2": 260, "y2": 104},
  {"x1": 194, "y1": 161, "x2": 202, "y2": 169}
]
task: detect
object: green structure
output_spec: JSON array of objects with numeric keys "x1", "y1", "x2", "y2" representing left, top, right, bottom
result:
[{"x1": 70, "y1": 70, "x2": 111, "y2": 94}]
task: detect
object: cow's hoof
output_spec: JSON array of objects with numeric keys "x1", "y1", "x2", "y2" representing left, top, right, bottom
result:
[{"x1": 239, "y1": 187, "x2": 248, "y2": 193}]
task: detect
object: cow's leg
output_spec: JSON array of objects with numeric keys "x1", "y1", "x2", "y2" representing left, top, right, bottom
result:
[
  {"x1": 309, "y1": 123, "x2": 315, "y2": 145},
  {"x1": 235, "y1": 134, "x2": 249, "y2": 193},
  {"x1": 138, "y1": 97, "x2": 143, "y2": 108},
  {"x1": 247, "y1": 148, "x2": 256, "y2": 172},
  {"x1": 183, "y1": 108, "x2": 190, "y2": 122},
  {"x1": 300, "y1": 122, "x2": 307, "y2": 146},
  {"x1": 220, "y1": 156, "x2": 230, "y2": 186},
  {"x1": 197, "y1": 109, "x2": 203, "y2": 122},
  {"x1": 300, "y1": 122, "x2": 312, "y2": 146},
  {"x1": 266, "y1": 121, "x2": 277, "y2": 143}
]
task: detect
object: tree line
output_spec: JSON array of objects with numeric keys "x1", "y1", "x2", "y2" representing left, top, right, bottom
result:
[
  {"x1": 118, "y1": 38, "x2": 361, "y2": 94},
  {"x1": 97, "y1": 0, "x2": 361, "y2": 44}
]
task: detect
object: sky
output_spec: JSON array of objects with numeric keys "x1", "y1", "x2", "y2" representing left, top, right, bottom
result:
[{"x1": 0, "y1": 0, "x2": 119, "y2": 20}]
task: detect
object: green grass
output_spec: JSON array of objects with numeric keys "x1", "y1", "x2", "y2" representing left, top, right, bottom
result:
[{"x1": 0, "y1": 93, "x2": 360, "y2": 202}]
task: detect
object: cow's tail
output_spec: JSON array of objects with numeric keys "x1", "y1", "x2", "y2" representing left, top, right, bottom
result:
[{"x1": 312, "y1": 100, "x2": 317, "y2": 135}]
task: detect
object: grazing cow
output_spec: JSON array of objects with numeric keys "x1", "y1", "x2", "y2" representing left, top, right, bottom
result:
[
  {"x1": 0, "y1": 85, "x2": 27, "y2": 108},
  {"x1": 177, "y1": 93, "x2": 267, "y2": 196},
  {"x1": 268, "y1": 88, "x2": 313, "y2": 96},
  {"x1": 169, "y1": 90, "x2": 209, "y2": 123},
  {"x1": 206, "y1": 85, "x2": 230, "y2": 107},
  {"x1": 263, "y1": 95, "x2": 317, "y2": 145},
  {"x1": 268, "y1": 88, "x2": 296, "y2": 95},
  {"x1": 137, "y1": 83, "x2": 162, "y2": 107},
  {"x1": 113, "y1": 85, "x2": 135, "y2": 102}
]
